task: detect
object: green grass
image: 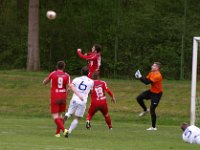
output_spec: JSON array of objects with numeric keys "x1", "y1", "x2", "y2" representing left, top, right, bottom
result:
[
  {"x1": 0, "y1": 70, "x2": 197, "y2": 150},
  {"x1": 0, "y1": 116, "x2": 199, "y2": 150}
]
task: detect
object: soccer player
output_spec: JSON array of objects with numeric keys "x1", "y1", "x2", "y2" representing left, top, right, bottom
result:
[
  {"x1": 86, "y1": 71, "x2": 116, "y2": 130},
  {"x1": 181, "y1": 122, "x2": 200, "y2": 144},
  {"x1": 77, "y1": 44, "x2": 101, "y2": 79},
  {"x1": 43, "y1": 61, "x2": 82, "y2": 138},
  {"x1": 64, "y1": 66, "x2": 94, "y2": 137},
  {"x1": 135, "y1": 62, "x2": 163, "y2": 131}
]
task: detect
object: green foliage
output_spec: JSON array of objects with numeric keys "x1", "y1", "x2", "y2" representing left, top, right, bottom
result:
[
  {"x1": 0, "y1": 0, "x2": 28, "y2": 69},
  {"x1": 1, "y1": 0, "x2": 200, "y2": 79}
]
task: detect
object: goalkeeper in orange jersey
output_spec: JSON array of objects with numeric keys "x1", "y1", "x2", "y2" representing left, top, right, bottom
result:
[{"x1": 135, "y1": 62, "x2": 163, "y2": 131}]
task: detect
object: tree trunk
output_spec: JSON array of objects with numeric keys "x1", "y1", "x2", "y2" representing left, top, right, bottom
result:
[{"x1": 27, "y1": 0, "x2": 40, "y2": 71}]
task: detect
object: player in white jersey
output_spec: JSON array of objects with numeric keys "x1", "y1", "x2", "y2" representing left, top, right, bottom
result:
[
  {"x1": 181, "y1": 122, "x2": 200, "y2": 144},
  {"x1": 63, "y1": 66, "x2": 94, "y2": 137}
]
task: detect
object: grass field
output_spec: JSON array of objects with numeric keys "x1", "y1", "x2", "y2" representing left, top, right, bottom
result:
[{"x1": 0, "y1": 70, "x2": 198, "y2": 150}]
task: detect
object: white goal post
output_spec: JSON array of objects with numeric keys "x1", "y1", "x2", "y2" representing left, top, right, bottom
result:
[{"x1": 190, "y1": 37, "x2": 200, "y2": 125}]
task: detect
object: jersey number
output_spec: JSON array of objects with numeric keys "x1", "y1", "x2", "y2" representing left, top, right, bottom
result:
[
  {"x1": 58, "y1": 77, "x2": 63, "y2": 88},
  {"x1": 184, "y1": 128, "x2": 192, "y2": 138},
  {"x1": 90, "y1": 60, "x2": 93, "y2": 66},
  {"x1": 95, "y1": 87, "x2": 104, "y2": 99},
  {"x1": 78, "y1": 81, "x2": 87, "y2": 91}
]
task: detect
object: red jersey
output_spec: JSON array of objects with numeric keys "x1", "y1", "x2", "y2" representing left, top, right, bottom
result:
[
  {"x1": 77, "y1": 51, "x2": 101, "y2": 72},
  {"x1": 91, "y1": 80, "x2": 113, "y2": 105},
  {"x1": 146, "y1": 71, "x2": 163, "y2": 93},
  {"x1": 48, "y1": 69, "x2": 71, "y2": 102}
]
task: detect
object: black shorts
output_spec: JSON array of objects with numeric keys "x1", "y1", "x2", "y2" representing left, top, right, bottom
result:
[{"x1": 138, "y1": 90, "x2": 162, "y2": 106}]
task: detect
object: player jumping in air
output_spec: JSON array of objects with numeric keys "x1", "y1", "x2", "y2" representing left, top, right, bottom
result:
[
  {"x1": 77, "y1": 44, "x2": 101, "y2": 79},
  {"x1": 86, "y1": 71, "x2": 116, "y2": 130}
]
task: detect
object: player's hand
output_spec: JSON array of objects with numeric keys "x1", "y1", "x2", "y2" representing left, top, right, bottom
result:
[
  {"x1": 111, "y1": 97, "x2": 116, "y2": 104},
  {"x1": 79, "y1": 96, "x2": 84, "y2": 101},
  {"x1": 77, "y1": 48, "x2": 82, "y2": 52},
  {"x1": 135, "y1": 69, "x2": 142, "y2": 78},
  {"x1": 66, "y1": 87, "x2": 71, "y2": 94},
  {"x1": 42, "y1": 77, "x2": 50, "y2": 85}
]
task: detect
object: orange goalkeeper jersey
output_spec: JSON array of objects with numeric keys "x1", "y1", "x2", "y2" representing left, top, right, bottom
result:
[{"x1": 146, "y1": 71, "x2": 163, "y2": 93}]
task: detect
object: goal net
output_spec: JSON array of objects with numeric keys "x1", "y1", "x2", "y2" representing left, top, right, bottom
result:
[{"x1": 191, "y1": 37, "x2": 200, "y2": 126}]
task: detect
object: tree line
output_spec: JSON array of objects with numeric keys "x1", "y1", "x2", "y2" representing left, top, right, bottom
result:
[{"x1": 0, "y1": 0, "x2": 200, "y2": 79}]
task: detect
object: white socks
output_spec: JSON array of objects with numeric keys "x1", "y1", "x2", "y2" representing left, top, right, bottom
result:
[{"x1": 68, "y1": 118, "x2": 78, "y2": 134}]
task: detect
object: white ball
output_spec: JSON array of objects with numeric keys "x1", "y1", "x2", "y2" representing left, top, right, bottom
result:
[{"x1": 46, "y1": 10, "x2": 56, "y2": 20}]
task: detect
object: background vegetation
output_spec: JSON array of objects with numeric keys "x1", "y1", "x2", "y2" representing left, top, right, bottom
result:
[
  {"x1": 1, "y1": 0, "x2": 200, "y2": 79},
  {"x1": 1, "y1": 1, "x2": 199, "y2": 149}
]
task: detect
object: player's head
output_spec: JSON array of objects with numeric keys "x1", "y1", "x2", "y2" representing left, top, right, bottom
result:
[
  {"x1": 56, "y1": 61, "x2": 66, "y2": 70},
  {"x1": 181, "y1": 122, "x2": 188, "y2": 131},
  {"x1": 154, "y1": 62, "x2": 161, "y2": 69},
  {"x1": 81, "y1": 66, "x2": 89, "y2": 76},
  {"x1": 92, "y1": 71, "x2": 100, "y2": 80},
  {"x1": 92, "y1": 44, "x2": 102, "y2": 53},
  {"x1": 151, "y1": 62, "x2": 161, "y2": 71}
]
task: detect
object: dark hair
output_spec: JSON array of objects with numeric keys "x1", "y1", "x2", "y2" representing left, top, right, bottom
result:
[
  {"x1": 93, "y1": 44, "x2": 102, "y2": 53},
  {"x1": 57, "y1": 61, "x2": 66, "y2": 70},
  {"x1": 181, "y1": 122, "x2": 188, "y2": 131},
  {"x1": 81, "y1": 66, "x2": 89, "y2": 76},
  {"x1": 92, "y1": 71, "x2": 100, "y2": 80},
  {"x1": 154, "y1": 62, "x2": 161, "y2": 69}
]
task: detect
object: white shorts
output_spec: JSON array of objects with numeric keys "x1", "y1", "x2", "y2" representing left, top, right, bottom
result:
[{"x1": 66, "y1": 99, "x2": 86, "y2": 117}]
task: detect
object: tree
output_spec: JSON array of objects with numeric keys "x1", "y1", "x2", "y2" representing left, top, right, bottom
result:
[{"x1": 27, "y1": 0, "x2": 40, "y2": 71}]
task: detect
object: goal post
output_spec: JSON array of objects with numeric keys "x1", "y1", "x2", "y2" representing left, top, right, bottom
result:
[{"x1": 190, "y1": 37, "x2": 200, "y2": 125}]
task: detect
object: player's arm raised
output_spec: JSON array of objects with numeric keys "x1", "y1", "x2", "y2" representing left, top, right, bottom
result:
[
  {"x1": 140, "y1": 77, "x2": 152, "y2": 85},
  {"x1": 135, "y1": 70, "x2": 152, "y2": 85},
  {"x1": 77, "y1": 48, "x2": 96, "y2": 60}
]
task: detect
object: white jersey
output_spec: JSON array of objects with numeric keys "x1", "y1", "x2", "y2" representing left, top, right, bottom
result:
[
  {"x1": 182, "y1": 125, "x2": 200, "y2": 144},
  {"x1": 71, "y1": 76, "x2": 94, "y2": 104}
]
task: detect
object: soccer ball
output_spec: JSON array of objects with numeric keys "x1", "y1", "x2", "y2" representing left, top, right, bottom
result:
[{"x1": 46, "y1": 10, "x2": 56, "y2": 20}]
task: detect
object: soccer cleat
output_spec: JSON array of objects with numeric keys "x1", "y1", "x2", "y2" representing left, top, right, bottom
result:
[
  {"x1": 55, "y1": 134, "x2": 61, "y2": 137},
  {"x1": 146, "y1": 127, "x2": 157, "y2": 131},
  {"x1": 109, "y1": 128, "x2": 113, "y2": 130},
  {"x1": 86, "y1": 121, "x2": 91, "y2": 129},
  {"x1": 139, "y1": 109, "x2": 149, "y2": 117},
  {"x1": 63, "y1": 129, "x2": 69, "y2": 138}
]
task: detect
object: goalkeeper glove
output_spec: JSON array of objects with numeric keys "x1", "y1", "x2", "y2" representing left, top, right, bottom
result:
[{"x1": 135, "y1": 70, "x2": 142, "y2": 78}]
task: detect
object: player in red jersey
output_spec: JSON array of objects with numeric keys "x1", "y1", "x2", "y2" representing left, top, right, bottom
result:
[
  {"x1": 77, "y1": 44, "x2": 101, "y2": 79},
  {"x1": 85, "y1": 71, "x2": 116, "y2": 130},
  {"x1": 43, "y1": 61, "x2": 82, "y2": 137}
]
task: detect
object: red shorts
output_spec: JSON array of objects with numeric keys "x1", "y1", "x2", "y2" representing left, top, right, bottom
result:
[
  {"x1": 50, "y1": 99, "x2": 66, "y2": 114},
  {"x1": 88, "y1": 68, "x2": 99, "y2": 79},
  {"x1": 88, "y1": 102, "x2": 108, "y2": 116}
]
